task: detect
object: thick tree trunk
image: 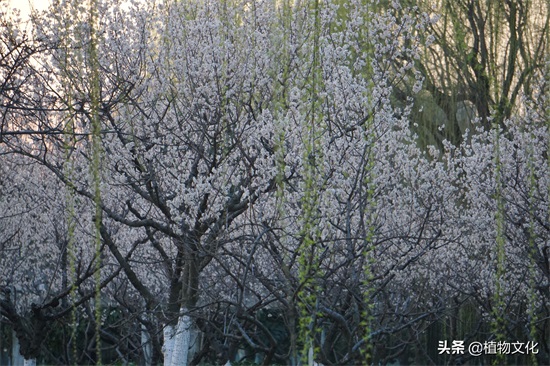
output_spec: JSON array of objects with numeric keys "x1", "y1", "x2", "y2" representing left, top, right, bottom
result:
[
  {"x1": 162, "y1": 310, "x2": 198, "y2": 366},
  {"x1": 168, "y1": 309, "x2": 192, "y2": 366},
  {"x1": 10, "y1": 330, "x2": 36, "y2": 366},
  {"x1": 162, "y1": 324, "x2": 175, "y2": 366},
  {"x1": 162, "y1": 233, "x2": 202, "y2": 366}
]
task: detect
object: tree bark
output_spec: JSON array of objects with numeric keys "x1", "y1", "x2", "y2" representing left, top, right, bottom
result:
[
  {"x1": 11, "y1": 330, "x2": 24, "y2": 366},
  {"x1": 23, "y1": 359, "x2": 36, "y2": 366},
  {"x1": 162, "y1": 325, "x2": 175, "y2": 366},
  {"x1": 141, "y1": 322, "x2": 152, "y2": 366},
  {"x1": 168, "y1": 309, "x2": 193, "y2": 366}
]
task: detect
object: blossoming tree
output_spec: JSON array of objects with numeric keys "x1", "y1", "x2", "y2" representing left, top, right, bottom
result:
[{"x1": 0, "y1": 0, "x2": 549, "y2": 365}]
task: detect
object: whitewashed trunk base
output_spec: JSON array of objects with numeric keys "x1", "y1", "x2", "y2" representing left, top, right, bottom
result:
[
  {"x1": 141, "y1": 323, "x2": 152, "y2": 366},
  {"x1": 163, "y1": 308, "x2": 196, "y2": 366}
]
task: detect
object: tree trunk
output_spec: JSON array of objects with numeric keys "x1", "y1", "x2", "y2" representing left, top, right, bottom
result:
[
  {"x1": 287, "y1": 305, "x2": 298, "y2": 366},
  {"x1": 168, "y1": 308, "x2": 193, "y2": 366},
  {"x1": 11, "y1": 330, "x2": 24, "y2": 366},
  {"x1": 162, "y1": 309, "x2": 199, "y2": 366},
  {"x1": 141, "y1": 322, "x2": 152, "y2": 366},
  {"x1": 11, "y1": 330, "x2": 36, "y2": 366},
  {"x1": 162, "y1": 324, "x2": 175, "y2": 366},
  {"x1": 23, "y1": 359, "x2": 36, "y2": 366}
]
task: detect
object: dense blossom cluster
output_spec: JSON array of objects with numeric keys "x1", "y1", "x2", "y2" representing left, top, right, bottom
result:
[{"x1": 0, "y1": 0, "x2": 548, "y2": 365}]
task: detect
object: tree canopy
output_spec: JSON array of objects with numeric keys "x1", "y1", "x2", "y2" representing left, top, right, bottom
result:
[{"x1": 0, "y1": 0, "x2": 549, "y2": 365}]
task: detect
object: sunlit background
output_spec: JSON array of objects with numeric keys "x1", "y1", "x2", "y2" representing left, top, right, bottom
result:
[{"x1": 7, "y1": 0, "x2": 50, "y2": 19}]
